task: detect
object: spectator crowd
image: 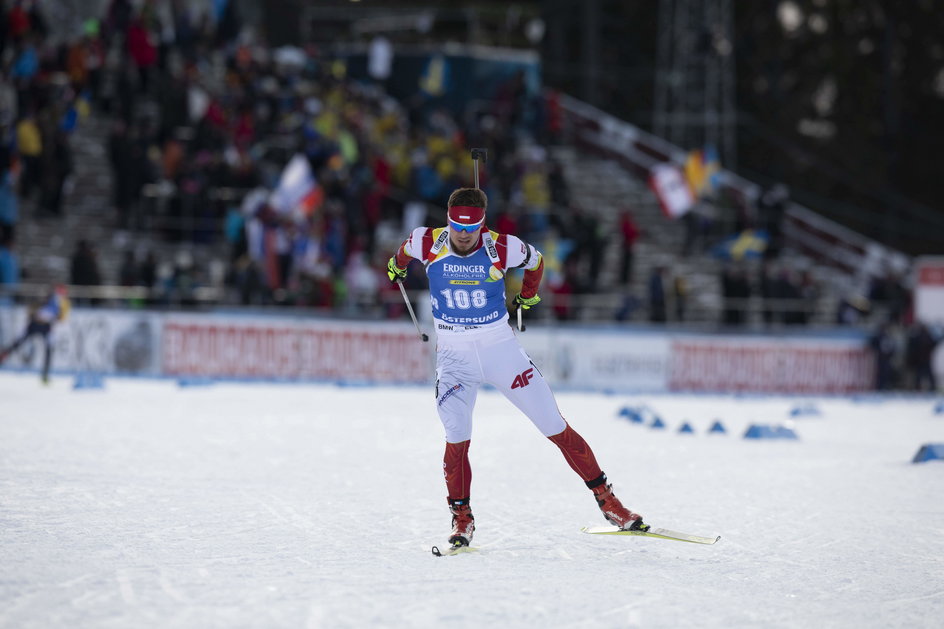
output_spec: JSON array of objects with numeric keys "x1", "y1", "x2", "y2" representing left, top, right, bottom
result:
[{"x1": 0, "y1": 0, "x2": 938, "y2": 392}]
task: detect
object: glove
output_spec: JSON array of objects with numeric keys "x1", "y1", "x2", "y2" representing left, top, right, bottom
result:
[
  {"x1": 387, "y1": 257, "x2": 408, "y2": 283},
  {"x1": 514, "y1": 294, "x2": 541, "y2": 310}
]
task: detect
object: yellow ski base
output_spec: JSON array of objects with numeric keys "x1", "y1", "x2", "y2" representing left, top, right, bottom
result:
[
  {"x1": 581, "y1": 525, "x2": 720, "y2": 545},
  {"x1": 431, "y1": 544, "x2": 479, "y2": 557}
]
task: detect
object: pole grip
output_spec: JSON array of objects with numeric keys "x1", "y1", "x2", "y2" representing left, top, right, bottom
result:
[{"x1": 471, "y1": 148, "x2": 487, "y2": 189}]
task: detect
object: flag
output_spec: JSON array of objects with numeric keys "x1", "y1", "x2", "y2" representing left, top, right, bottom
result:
[
  {"x1": 684, "y1": 144, "x2": 721, "y2": 198},
  {"x1": 703, "y1": 144, "x2": 721, "y2": 191},
  {"x1": 419, "y1": 53, "x2": 449, "y2": 97},
  {"x1": 684, "y1": 149, "x2": 707, "y2": 196},
  {"x1": 712, "y1": 229, "x2": 769, "y2": 261},
  {"x1": 269, "y1": 154, "x2": 324, "y2": 221},
  {"x1": 649, "y1": 163, "x2": 694, "y2": 219}
]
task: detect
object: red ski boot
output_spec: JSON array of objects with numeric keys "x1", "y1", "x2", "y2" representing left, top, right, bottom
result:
[
  {"x1": 591, "y1": 479, "x2": 648, "y2": 531},
  {"x1": 448, "y1": 498, "x2": 475, "y2": 546}
]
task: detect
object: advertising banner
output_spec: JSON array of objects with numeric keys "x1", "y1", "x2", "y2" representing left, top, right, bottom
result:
[
  {"x1": 0, "y1": 307, "x2": 877, "y2": 394},
  {"x1": 0, "y1": 306, "x2": 162, "y2": 375},
  {"x1": 519, "y1": 329, "x2": 670, "y2": 392},
  {"x1": 914, "y1": 257, "x2": 944, "y2": 326},
  {"x1": 162, "y1": 317, "x2": 432, "y2": 383},
  {"x1": 913, "y1": 257, "x2": 944, "y2": 386},
  {"x1": 669, "y1": 336, "x2": 874, "y2": 393}
]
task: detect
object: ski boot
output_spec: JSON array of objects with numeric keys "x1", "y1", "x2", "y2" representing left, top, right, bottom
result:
[
  {"x1": 591, "y1": 479, "x2": 649, "y2": 531},
  {"x1": 448, "y1": 498, "x2": 475, "y2": 547}
]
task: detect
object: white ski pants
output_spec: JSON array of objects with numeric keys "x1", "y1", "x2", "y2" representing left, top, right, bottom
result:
[{"x1": 434, "y1": 324, "x2": 567, "y2": 442}]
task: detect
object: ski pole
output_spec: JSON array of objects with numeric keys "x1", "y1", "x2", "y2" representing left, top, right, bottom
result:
[
  {"x1": 471, "y1": 147, "x2": 527, "y2": 332},
  {"x1": 473, "y1": 147, "x2": 526, "y2": 332},
  {"x1": 398, "y1": 280, "x2": 428, "y2": 342},
  {"x1": 471, "y1": 147, "x2": 487, "y2": 189}
]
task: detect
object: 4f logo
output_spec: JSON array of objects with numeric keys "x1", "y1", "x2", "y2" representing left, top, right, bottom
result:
[{"x1": 511, "y1": 368, "x2": 534, "y2": 389}]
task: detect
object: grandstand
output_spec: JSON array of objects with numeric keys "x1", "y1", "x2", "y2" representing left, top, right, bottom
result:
[{"x1": 0, "y1": 1, "x2": 940, "y2": 390}]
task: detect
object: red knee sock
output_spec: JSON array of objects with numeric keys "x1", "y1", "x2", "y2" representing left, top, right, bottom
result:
[
  {"x1": 548, "y1": 423, "x2": 603, "y2": 482},
  {"x1": 443, "y1": 440, "x2": 472, "y2": 500}
]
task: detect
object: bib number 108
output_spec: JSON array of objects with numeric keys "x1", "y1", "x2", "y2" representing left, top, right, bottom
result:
[{"x1": 439, "y1": 288, "x2": 488, "y2": 310}]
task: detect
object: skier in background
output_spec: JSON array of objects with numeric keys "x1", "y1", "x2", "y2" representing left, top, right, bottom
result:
[
  {"x1": 387, "y1": 187, "x2": 648, "y2": 551},
  {"x1": 906, "y1": 322, "x2": 940, "y2": 392},
  {"x1": 0, "y1": 285, "x2": 70, "y2": 383}
]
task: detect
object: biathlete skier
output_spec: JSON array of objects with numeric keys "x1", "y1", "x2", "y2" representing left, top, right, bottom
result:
[
  {"x1": 386, "y1": 187, "x2": 648, "y2": 549},
  {"x1": 0, "y1": 285, "x2": 70, "y2": 383}
]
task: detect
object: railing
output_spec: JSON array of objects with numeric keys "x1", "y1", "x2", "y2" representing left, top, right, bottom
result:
[
  {"x1": 133, "y1": 183, "x2": 248, "y2": 243},
  {"x1": 1, "y1": 282, "x2": 859, "y2": 330},
  {"x1": 737, "y1": 112, "x2": 944, "y2": 254},
  {"x1": 782, "y1": 205, "x2": 911, "y2": 286},
  {"x1": 475, "y1": 292, "x2": 840, "y2": 330},
  {"x1": 553, "y1": 90, "x2": 912, "y2": 285},
  {"x1": 0, "y1": 283, "x2": 223, "y2": 308}
]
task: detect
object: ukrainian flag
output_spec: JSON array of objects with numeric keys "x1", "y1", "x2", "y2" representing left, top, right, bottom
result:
[{"x1": 684, "y1": 144, "x2": 721, "y2": 198}]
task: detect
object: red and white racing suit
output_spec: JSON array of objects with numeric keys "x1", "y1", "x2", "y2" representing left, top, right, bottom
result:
[{"x1": 392, "y1": 226, "x2": 606, "y2": 501}]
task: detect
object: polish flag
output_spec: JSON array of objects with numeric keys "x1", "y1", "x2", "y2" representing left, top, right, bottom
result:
[
  {"x1": 649, "y1": 162, "x2": 694, "y2": 220},
  {"x1": 269, "y1": 154, "x2": 324, "y2": 220}
]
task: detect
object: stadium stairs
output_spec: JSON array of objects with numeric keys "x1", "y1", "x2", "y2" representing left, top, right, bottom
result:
[
  {"x1": 17, "y1": 109, "x2": 225, "y2": 295},
  {"x1": 549, "y1": 144, "x2": 846, "y2": 326},
  {"x1": 17, "y1": 112, "x2": 116, "y2": 287}
]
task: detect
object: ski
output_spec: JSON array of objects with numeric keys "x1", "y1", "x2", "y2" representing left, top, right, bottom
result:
[
  {"x1": 431, "y1": 543, "x2": 479, "y2": 557},
  {"x1": 581, "y1": 525, "x2": 720, "y2": 545}
]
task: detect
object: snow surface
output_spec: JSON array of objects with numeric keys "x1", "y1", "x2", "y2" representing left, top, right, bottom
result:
[{"x1": 1, "y1": 372, "x2": 943, "y2": 629}]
